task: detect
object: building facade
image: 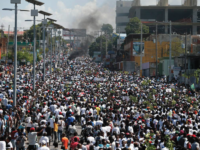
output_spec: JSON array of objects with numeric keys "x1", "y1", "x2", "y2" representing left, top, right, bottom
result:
[{"x1": 116, "y1": 0, "x2": 200, "y2": 35}]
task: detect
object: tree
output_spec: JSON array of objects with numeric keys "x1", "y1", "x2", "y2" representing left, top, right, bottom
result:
[
  {"x1": 101, "y1": 24, "x2": 113, "y2": 35},
  {"x1": 171, "y1": 37, "x2": 184, "y2": 57},
  {"x1": 125, "y1": 17, "x2": 149, "y2": 35},
  {"x1": 89, "y1": 35, "x2": 108, "y2": 57},
  {"x1": 23, "y1": 21, "x2": 66, "y2": 49}
]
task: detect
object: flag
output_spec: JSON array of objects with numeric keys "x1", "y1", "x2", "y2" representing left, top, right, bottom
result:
[{"x1": 191, "y1": 84, "x2": 195, "y2": 91}]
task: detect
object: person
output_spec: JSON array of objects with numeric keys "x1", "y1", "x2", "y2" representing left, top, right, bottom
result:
[
  {"x1": 45, "y1": 123, "x2": 52, "y2": 146},
  {"x1": 53, "y1": 118, "x2": 59, "y2": 143},
  {"x1": 16, "y1": 132, "x2": 26, "y2": 150},
  {"x1": 6, "y1": 137, "x2": 13, "y2": 150},
  {"x1": 39, "y1": 132, "x2": 49, "y2": 147},
  {"x1": 61, "y1": 133, "x2": 69, "y2": 150},
  {"x1": 0, "y1": 137, "x2": 6, "y2": 150},
  {"x1": 28, "y1": 127, "x2": 44, "y2": 150},
  {"x1": 10, "y1": 127, "x2": 18, "y2": 150},
  {"x1": 70, "y1": 137, "x2": 79, "y2": 150},
  {"x1": 58, "y1": 117, "x2": 65, "y2": 142},
  {"x1": 53, "y1": 142, "x2": 59, "y2": 150},
  {"x1": 38, "y1": 140, "x2": 50, "y2": 150}
]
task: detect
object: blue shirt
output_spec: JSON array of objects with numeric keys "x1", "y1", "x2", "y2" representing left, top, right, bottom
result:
[
  {"x1": 66, "y1": 117, "x2": 75, "y2": 125},
  {"x1": 6, "y1": 104, "x2": 12, "y2": 110}
]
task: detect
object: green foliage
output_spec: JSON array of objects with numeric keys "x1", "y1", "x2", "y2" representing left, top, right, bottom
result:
[
  {"x1": 130, "y1": 95, "x2": 137, "y2": 103},
  {"x1": 89, "y1": 24, "x2": 117, "y2": 57},
  {"x1": 2, "y1": 50, "x2": 41, "y2": 64},
  {"x1": 152, "y1": 89, "x2": 156, "y2": 94},
  {"x1": 18, "y1": 51, "x2": 34, "y2": 63},
  {"x1": 186, "y1": 96, "x2": 192, "y2": 103},
  {"x1": 182, "y1": 73, "x2": 191, "y2": 79},
  {"x1": 165, "y1": 135, "x2": 175, "y2": 150},
  {"x1": 142, "y1": 80, "x2": 149, "y2": 86},
  {"x1": 110, "y1": 90, "x2": 115, "y2": 94},
  {"x1": 101, "y1": 24, "x2": 113, "y2": 35},
  {"x1": 171, "y1": 37, "x2": 184, "y2": 57},
  {"x1": 97, "y1": 84, "x2": 101, "y2": 89},
  {"x1": 124, "y1": 71, "x2": 129, "y2": 75},
  {"x1": 194, "y1": 69, "x2": 200, "y2": 83},
  {"x1": 172, "y1": 100, "x2": 176, "y2": 106},
  {"x1": 125, "y1": 17, "x2": 149, "y2": 35}
]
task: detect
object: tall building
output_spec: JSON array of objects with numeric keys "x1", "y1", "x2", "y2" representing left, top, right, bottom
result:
[{"x1": 116, "y1": 0, "x2": 200, "y2": 34}]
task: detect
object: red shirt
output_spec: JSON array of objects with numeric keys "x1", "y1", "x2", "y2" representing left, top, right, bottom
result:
[
  {"x1": 70, "y1": 142, "x2": 79, "y2": 150},
  {"x1": 11, "y1": 131, "x2": 17, "y2": 139},
  {"x1": 70, "y1": 136, "x2": 80, "y2": 144}
]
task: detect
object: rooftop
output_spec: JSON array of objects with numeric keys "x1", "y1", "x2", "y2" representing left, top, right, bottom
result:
[{"x1": 4, "y1": 31, "x2": 24, "y2": 36}]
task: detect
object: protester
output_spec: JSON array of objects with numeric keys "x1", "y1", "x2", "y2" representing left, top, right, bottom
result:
[{"x1": 0, "y1": 55, "x2": 199, "y2": 150}]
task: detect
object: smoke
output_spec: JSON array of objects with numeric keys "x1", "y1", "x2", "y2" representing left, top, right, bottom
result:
[
  {"x1": 68, "y1": 35, "x2": 95, "y2": 60},
  {"x1": 68, "y1": 50, "x2": 84, "y2": 60},
  {"x1": 77, "y1": 10, "x2": 102, "y2": 34},
  {"x1": 72, "y1": 1, "x2": 115, "y2": 34}
]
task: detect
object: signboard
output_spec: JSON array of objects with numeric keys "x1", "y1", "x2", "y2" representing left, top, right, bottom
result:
[
  {"x1": 8, "y1": 59, "x2": 12, "y2": 63},
  {"x1": 132, "y1": 42, "x2": 144, "y2": 56},
  {"x1": 173, "y1": 67, "x2": 181, "y2": 79},
  {"x1": 63, "y1": 29, "x2": 86, "y2": 37},
  {"x1": 93, "y1": 51, "x2": 101, "y2": 62},
  {"x1": 63, "y1": 30, "x2": 73, "y2": 37},
  {"x1": 21, "y1": 59, "x2": 26, "y2": 62},
  {"x1": 71, "y1": 29, "x2": 86, "y2": 37}
]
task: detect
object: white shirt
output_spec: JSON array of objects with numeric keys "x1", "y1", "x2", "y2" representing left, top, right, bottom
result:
[
  {"x1": 58, "y1": 120, "x2": 65, "y2": 131},
  {"x1": 87, "y1": 136, "x2": 95, "y2": 144},
  {"x1": 0, "y1": 141, "x2": 6, "y2": 150},
  {"x1": 81, "y1": 108, "x2": 86, "y2": 115},
  {"x1": 2, "y1": 98, "x2": 8, "y2": 106},
  {"x1": 48, "y1": 118, "x2": 54, "y2": 128},
  {"x1": 38, "y1": 146, "x2": 50, "y2": 150},
  {"x1": 39, "y1": 136, "x2": 49, "y2": 146}
]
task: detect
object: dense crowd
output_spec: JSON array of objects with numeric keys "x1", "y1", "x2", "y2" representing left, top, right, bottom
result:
[{"x1": 0, "y1": 55, "x2": 199, "y2": 150}]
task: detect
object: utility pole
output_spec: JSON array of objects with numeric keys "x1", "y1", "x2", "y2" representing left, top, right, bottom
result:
[
  {"x1": 169, "y1": 21, "x2": 172, "y2": 82},
  {"x1": 156, "y1": 22, "x2": 158, "y2": 78},
  {"x1": 140, "y1": 23, "x2": 143, "y2": 77},
  {"x1": 106, "y1": 31, "x2": 107, "y2": 56},
  {"x1": 50, "y1": 28, "x2": 53, "y2": 75},
  {"x1": 33, "y1": 3, "x2": 36, "y2": 91},
  {"x1": 185, "y1": 32, "x2": 187, "y2": 86},
  {"x1": 100, "y1": 31, "x2": 102, "y2": 61},
  {"x1": 13, "y1": 3, "x2": 18, "y2": 107},
  {"x1": 6, "y1": 25, "x2": 10, "y2": 65}
]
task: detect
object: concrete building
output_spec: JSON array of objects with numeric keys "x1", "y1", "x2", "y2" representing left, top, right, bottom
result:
[{"x1": 116, "y1": 0, "x2": 200, "y2": 35}]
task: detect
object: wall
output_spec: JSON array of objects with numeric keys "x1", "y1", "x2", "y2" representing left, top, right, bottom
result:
[
  {"x1": 0, "y1": 37, "x2": 7, "y2": 54},
  {"x1": 123, "y1": 61, "x2": 135, "y2": 72},
  {"x1": 127, "y1": 40, "x2": 170, "y2": 67}
]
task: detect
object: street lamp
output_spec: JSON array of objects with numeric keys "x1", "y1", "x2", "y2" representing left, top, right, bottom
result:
[
  {"x1": 39, "y1": 11, "x2": 52, "y2": 81},
  {"x1": 25, "y1": 0, "x2": 44, "y2": 91},
  {"x1": 2, "y1": 0, "x2": 29, "y2": 107},
  {"x1": 47, "y1": 18, "x2": 57, "y2": 75}
]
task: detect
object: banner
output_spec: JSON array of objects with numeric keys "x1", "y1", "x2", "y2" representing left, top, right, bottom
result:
[
  {"x1": 70, "y1": 29, "x2": 86, "y2": 37},
  {"x1": 132, "y1": 42, "x2": 144, "y2": 56}
]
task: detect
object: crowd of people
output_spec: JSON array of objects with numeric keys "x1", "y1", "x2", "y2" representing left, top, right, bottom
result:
[{"x1": 0, "y1": 55, "x2": 199, "y2": 150}]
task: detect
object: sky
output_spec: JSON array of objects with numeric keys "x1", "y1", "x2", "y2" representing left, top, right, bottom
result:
[{"x1": 0, "y1": 0, "x2": 199, "y2": 33}]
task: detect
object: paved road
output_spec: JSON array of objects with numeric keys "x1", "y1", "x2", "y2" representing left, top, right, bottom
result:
[{"x1": 25, "y1": 125, "x2": 82, "y2": 149}]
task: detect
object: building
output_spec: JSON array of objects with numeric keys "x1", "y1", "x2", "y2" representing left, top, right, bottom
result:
[
  {"x1": 4, "y1": 31, "x2": 24, "y2": 42},
  {"x1": 116, "y1": 0, "x2": 200, "y2": 35},
  {"x1": 0, "y1": 30, "x2": 8, "y2": 55}
]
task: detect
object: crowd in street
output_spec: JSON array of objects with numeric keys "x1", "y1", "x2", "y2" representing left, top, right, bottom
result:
[{"x1": 0, "y1": 54, "x2": 199, "y2": 150}]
